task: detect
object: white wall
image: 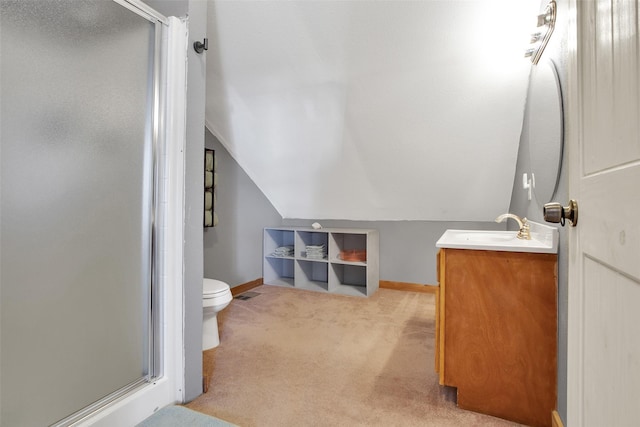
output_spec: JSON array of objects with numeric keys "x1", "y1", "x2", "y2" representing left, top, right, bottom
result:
[
  {"x1": 204, "y1": 129, "x2": 508, "y2": 288},
  {"x1": 183, "y1": 0, "x2": 208, "y2": 403},
  {"x1": 206, "y1": 0, "x2": 538, "y2": 221},
  {"x1": 203, "y1": 131, "x2": 282, "y2": 286}
]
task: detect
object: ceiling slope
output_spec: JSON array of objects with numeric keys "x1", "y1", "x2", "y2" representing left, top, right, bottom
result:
[{"x1": 205, "y1": 0, "x2": 537, "y2": 221}]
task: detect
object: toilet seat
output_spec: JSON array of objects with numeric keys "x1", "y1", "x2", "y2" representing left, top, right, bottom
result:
[{"x1": 203, "y1": 278, "x2": 230, "y2": 299}]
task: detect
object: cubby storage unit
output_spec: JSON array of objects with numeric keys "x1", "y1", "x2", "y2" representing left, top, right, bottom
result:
[
  {"x1": 263, "y1": 228, "x2": 295, "y2": 287},
  {"x1": 263, "y1": 227, "x2": 379, "y2": 297}
]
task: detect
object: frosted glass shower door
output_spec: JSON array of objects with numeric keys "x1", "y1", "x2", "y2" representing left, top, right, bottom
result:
[{"x1": 1, "y1": 1, "x2": 161, "y2": 425}]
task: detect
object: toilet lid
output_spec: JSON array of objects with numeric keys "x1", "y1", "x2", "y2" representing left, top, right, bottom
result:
[{"x1": 203, "y1": 278, "x2": 230, "y2": 297}]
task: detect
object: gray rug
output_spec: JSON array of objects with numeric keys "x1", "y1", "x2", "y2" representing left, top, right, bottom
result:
[{"x1": 137, "y1": 406, "x2": 237, "y2": 427}]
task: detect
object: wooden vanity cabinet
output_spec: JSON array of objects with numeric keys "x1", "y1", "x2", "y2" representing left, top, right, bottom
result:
[{"x1": 435, "y1": 248, "x2": 557, "y2": 427}]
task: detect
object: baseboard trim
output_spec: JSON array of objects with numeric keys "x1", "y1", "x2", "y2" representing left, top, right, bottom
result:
[
  {"x1": 231, "y1": 278, "x2": 264, "y2": 296},
  {"x1": 552, "y1": 410, "x2": 564, "y2": 427},
  {"x1": 238, "y1": 278, "x2": 436, "y2": 295},
  {"x1": 379, "y1": 280, "x2": 438, "y2": 294}
]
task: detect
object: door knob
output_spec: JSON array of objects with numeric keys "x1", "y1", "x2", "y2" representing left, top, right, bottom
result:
[{"x1": 543, "y1": 199, "x2": 578, "y2": 226}]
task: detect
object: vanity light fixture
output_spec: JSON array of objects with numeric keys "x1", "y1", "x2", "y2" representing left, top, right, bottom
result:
[{"x1": 524, "y1": 0, "x2": 556, "y2": 64}]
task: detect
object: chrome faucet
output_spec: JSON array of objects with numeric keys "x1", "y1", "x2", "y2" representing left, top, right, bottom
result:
[{"x1": 495, "y1": 213, "x2": 531, "y2": 240}]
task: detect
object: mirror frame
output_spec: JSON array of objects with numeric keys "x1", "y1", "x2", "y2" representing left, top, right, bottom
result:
[{"x1": 527, "y1": 58, "x2": 564, "y2": 205}]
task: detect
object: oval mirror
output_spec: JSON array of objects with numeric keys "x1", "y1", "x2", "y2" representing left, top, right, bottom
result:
[{"x1": 527, "y1": 59, "x2": 563, "y2": 204}]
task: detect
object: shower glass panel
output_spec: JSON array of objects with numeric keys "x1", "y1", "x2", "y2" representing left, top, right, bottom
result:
[{"x1": 1, "y1": 1, "x2": 159, "y2": 425}]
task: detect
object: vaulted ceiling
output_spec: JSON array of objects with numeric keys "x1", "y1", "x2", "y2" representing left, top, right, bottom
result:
[{"x1": 205, "y1": 0, "x2": 538, "y2": 221}]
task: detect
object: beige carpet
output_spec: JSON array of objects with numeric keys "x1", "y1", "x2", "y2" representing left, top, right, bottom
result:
[{"x1": 186, "y1": 285, "x2": 522, "y2": 427}]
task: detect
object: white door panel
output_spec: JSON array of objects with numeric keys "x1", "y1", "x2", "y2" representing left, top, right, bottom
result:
[
  {"x1": 568, "y1": 0, "x2": 640, "y2": 425},
  {"x1": 581, "y1": 0, "x2": 640, "y2": 175},
  {"x1": 583, "y1": 257, "x2": 640, "y2": 426},
  {"x1": 581, "y1": 166, "x2": 640, "y2": 282}
]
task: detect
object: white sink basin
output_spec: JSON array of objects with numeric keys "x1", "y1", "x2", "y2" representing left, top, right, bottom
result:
[
  {"x1": 436, "y1": 221, "x2": 558, "y2": 254},
  {"x1": 453, "y1": 231, "x2": 517, "y2": 243}
]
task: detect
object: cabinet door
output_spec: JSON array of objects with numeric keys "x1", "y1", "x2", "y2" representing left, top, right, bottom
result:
[{"x1": 442, "y1": 249, "x2": 557, "y2": 427}]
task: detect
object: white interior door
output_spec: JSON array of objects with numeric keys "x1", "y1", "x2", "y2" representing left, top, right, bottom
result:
[{"x1": 567, "y1": 0, "x2": 640, "y2": 425}]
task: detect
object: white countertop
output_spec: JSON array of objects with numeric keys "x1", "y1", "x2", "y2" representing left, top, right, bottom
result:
[{"x1": 436, "y1": 221, "x2": 558, "y2": 254}]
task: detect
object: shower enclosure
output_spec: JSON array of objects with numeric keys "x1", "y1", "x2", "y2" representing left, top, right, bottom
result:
[{"x1": 1, "y1": 1, "x2": 168, "y2": 425}]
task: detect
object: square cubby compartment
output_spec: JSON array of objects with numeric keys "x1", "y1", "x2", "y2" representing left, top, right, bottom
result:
[
  {"x1": 330, "y1": 263, "x2": 367, "y2": 296},
  {"x1": 330, "y1": 233, "x2": 367, "y2": 263},
  {"x1": 296, "y1": 259, "x2": 329, "y2": 292},
  {"x1": 264, "y1": 257, "x2": 295, "y2": 287},
  {"x1": 296, "y1": 231, "x2": 328, "y2": 259},
  {"x1": 264, "y1": 228, "x2": 295, "y2": 257}
]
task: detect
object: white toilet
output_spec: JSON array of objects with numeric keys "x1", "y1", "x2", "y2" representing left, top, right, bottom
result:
[{"x1": 202, "y1": 278, "x2": 233, "y2": 350}]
